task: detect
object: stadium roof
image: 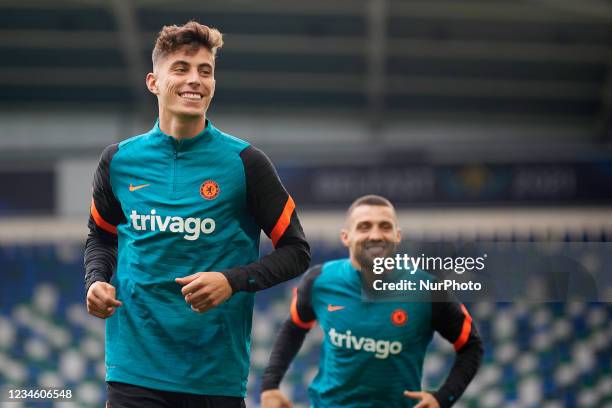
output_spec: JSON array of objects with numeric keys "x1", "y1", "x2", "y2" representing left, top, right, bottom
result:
[{"x1": 1, "y1": 0, "x2": 610, "y2": 128}]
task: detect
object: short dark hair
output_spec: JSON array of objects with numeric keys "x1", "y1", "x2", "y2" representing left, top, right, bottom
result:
[
  {"x1": 346, "y1": 195, "x2": 395, "y2": 218},
  {"x1": 152, "y1": 21, "x2": 223, "y2": 67}
]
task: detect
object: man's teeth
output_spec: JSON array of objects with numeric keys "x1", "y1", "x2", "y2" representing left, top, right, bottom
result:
[
  {"x1": 180, "y1": 93, "x2": 202, "y2": 100},
  {"x1": 366, "y1": 244, "x2": 385, "y2": 249},
  {"x1": 366, "y1": 246, "x2": 386, "y2": 253}
]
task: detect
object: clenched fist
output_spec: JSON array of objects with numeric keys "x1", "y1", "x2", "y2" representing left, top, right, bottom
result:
[
  {"x1": 86, "y1": 281, "x2": 122, "y2": 319},
  {"x1": 175, "y1": 272, "x2": 233, "y2": 313},
  {"x1": 261, "y1": 389, "x2": 292, "y2": 408}
]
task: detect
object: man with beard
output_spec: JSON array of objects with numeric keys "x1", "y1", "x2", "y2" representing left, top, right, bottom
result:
[{"x1": 260, "y1": 195, "x2": 483, "y2": 408}]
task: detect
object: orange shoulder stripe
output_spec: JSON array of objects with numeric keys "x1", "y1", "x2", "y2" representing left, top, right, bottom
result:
[
  {"x1": 270, "y1": 196, "x2": 295, "y2": 247},
  {"x1": 90, "y1": 199, "x2": 117, "y2": 235},
  {"x1": 290, "y1": 287, "x2": 315, "y2": 330},
  {"x1": 453, "y1": 304, "x2": 472, "y2": 351}
]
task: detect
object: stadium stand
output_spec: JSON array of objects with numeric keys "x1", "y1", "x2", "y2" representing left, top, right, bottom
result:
[{"x1": 1, "y1": 236, "x2": 610, "y2": 408}]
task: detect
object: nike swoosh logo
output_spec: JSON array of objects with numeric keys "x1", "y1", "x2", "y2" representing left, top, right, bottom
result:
[
  {"x1": 129, "y1": 183, "x2": 150, "y2": 192},
  {"x1": 327, "y1": 304, "x2": 345, "y2": 312}
]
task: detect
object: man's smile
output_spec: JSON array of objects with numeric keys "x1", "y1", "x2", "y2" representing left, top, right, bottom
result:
[
  {"x1": 363, "y1": 242, "x2": 389, "y2": 257},
  {"x1": 179, "y1": 92, "x2": 203, "y2": 100}
]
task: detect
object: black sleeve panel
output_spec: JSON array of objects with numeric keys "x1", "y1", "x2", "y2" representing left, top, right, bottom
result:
[
  {"x1": 221, "y1": 145, "x2": 311, "y2": 293},
  {"x1": 431, "y1": 291, "x2": 484, "y2": 408},
  {"x1": 261, "y1": 317, "x2": 310, "y2": 391},
  {"x1": 292, "y1": 264, "x2": 322, "y2": 325},
  {"x1": 260, "y1": 265, "x2": 322, "y2": 390},
  {"x1": 238, "y1": 145, "x2": 303, "y2": 244},
  {"x1": 84, "y1": 144, "x2": 124, "y2": 292}
]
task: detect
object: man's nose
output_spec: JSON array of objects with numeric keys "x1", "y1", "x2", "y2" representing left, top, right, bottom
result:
[
  {"x1": 187, "y1": 70, "x2": 201, "y2": 86},
  {"x1": 368, "y1": 227, "x2": 384, "y2": 241}
]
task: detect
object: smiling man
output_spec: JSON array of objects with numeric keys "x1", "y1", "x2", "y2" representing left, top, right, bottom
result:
[
  {"x1": 260, "y1": 195, "x2": 483, "y2": 408},
  {"x1": 84, "y1": 21, "x2": 310, "y2": 408}
]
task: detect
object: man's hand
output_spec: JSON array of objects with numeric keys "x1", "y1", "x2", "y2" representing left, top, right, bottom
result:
[
  {"x1": 175, "y1": 272, "x2": 233, "y2": 313},
  {"x1": 260, "y1": 389, "x2": 292, "y2": 408},
  {"x1": 86, "y1": 281, "x2": 122, "y2": 319},
  {"x1": 404, "y1": 391, "x2": 441, "y2": 408}
]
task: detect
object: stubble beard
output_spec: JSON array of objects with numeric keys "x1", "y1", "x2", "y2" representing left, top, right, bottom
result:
[{"x1": 355, "y1": 240, "x2": 397, "y2": 291}]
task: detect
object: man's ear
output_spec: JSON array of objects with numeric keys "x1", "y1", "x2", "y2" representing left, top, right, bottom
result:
[
  {"x1": 146, "y1": 73, "x2": 158, "y2": 95},
  {"x1": 340, "y1": 229, "x2": 350, "y2": 248},
  {"x1": 209, "y1": 78, "x2": 216, "y2": 98}
]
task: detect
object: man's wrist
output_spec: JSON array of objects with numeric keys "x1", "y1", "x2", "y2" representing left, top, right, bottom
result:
[
  {"x1": 220, "y1": 268, "x2": 248, "y2": 293},
  {"x1": 84, "y1": 273, "x2": 108, "y2": 294},
  {"x1": 260, "y1": 382, "x2": 281, "y2": 393},
  {"x1": 432, "y1": 389, "x2": 453, "y2": 408}
]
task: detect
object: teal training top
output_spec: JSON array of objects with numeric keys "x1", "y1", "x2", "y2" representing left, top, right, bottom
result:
[
  {"x1": 309, "y1": 259, "x2": 433, "y2": 407},
  {"x1": 262, "y1": 259, "x2": 483, "y2": 408},
  {"x1": 84, "y1": 120, "x2": 310, "y2": 396}
]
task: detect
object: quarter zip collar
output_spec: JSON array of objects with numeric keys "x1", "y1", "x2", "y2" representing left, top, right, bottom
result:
[{"x1": 150, "y1": 118, "x2": 214, "y2": 148}]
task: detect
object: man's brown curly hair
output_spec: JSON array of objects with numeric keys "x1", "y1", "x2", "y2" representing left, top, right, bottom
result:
[{"x1": 152, "y1": 21, "x2": 223, "y2": 67}]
